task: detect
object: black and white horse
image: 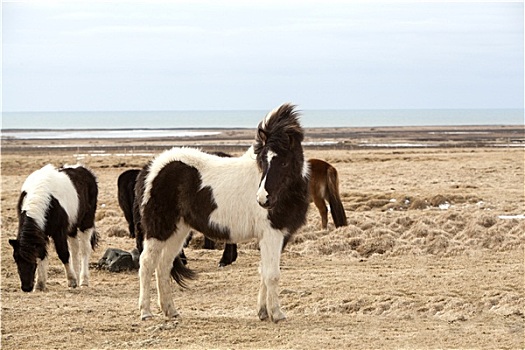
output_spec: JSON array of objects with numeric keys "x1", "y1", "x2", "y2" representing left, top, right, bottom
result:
[
  {"x1": 135, "y1": 103, "x2": 309, "y2": 322},
  {"x1": 119, "y1": 157, "x2": 347, "y2": 268},
  {"x1": 9, "y1": 164, "x2": 98, "y2": 292},
  {"x1": 117, "y1": 154, "x2": 234, "y2": 266}
]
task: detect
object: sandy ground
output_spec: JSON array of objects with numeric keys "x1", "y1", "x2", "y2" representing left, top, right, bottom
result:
[{"x1": 1, "y1": 129, "x2": 524, "y2": 349}]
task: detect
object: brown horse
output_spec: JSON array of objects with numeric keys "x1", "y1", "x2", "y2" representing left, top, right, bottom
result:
[{"x1": 308, "y1": 158, "x2": 347, "y2": 229}]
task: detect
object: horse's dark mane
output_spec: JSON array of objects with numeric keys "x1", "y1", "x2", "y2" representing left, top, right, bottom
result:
[
  {"x1": 17, "y1": 212, "x2": 48, "y2": 262},
  {"x1": 254, "y1": 103, "x2": 304, "y2": 157},
  {"x1": 252, "y1": 103, "x2": 309, "y2": 233}
]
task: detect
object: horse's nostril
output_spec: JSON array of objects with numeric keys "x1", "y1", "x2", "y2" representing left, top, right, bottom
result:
[
  {"x1": 258, "y1": 196, "x2": 273, "y2": 209},
  {"x1": 22, "y1": 285, "x2": 33, "y2": 292},
  {"x1": 258, "y1": 201, "x2": 269, "y2": 208}
]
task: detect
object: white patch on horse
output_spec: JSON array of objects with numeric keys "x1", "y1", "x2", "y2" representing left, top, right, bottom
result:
[
  {"x1": 256, "y1": 151, "x2": 276, "y2": 207},
  {"x1": 256, "y1": 177, "x2": 268, "y2": 206},
  {"x1": 21, "y1": 164, "x2": 79, "y2": 231},
  {"x1": 302, "y1": 159, "x2": 310, "y2": 180},
  {"x1": 198, "y1": 149, "x2": 269, "y2": 242},
  {"x1": 261, "y1": 106, "x2": 280, "y2": 128}
]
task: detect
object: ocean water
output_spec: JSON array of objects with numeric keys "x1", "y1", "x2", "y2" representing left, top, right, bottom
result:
[{"x1": 1, "y1": 109, "x2": 522, "y2": 139}]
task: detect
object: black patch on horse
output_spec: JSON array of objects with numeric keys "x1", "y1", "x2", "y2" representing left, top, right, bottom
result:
[
  {"x1": 142, "y1": 161, "x2": 231, "y2": 242},
  {"x1": 118, "y1": 169, "x2": 140, "y2": 238}
]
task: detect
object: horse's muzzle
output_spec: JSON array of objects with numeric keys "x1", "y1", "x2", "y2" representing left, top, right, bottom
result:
[
  {"x1": 256, "y1": 192, "x2": 273, "y2": 209},
  {"x1": 21, "y1": 284, "x2": 33, "y2": 293},
  {"x1": 256, "y1": 184, "x2": 271, "y2": 208},
  {"x1": 258, "y1": 200, "x2": 273, "y2": 209}
]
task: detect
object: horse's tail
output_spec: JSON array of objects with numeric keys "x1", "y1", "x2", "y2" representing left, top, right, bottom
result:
[
  {"x1": 90, "y1": 229, "x2": 99, "y2": 250},
  {"x1": 326, "y1": 166, "x2": 347, "y2": 227},
  {"x1": 170, "y1": 255, "x2": 197, "y2": 288}
]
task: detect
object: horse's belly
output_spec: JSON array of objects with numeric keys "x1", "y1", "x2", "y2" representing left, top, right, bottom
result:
[{"x1": 207, "y1": 204, "x2": 267, "y2": 243}]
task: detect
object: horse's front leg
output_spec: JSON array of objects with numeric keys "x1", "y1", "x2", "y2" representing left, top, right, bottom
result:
[
  {"x1": 257, "y1": 272, "x2": 269, "y2": 320},
  {"x1": 258, "y1": 231, "x2": 285, "y2": 322},
  {"x1": 57, "y1": 235, "x2": 77, "y2": 288},
  {"x1": 139, "y1": 238, "x2": 165, "y2": 320},
  {"x1": 35, "y1": 256, "x2": 49, "y2": 291}
]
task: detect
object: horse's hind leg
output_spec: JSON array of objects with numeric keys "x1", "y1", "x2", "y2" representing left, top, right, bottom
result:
[
  {"x1": 156, "y1": 229, "x2": 189, "y2": 319},
  {"x1": 78, "y1": 228, "x2": 95, "y2": 286},
  {"x1": 258, "y1": 231, "x2": 285, "y2": 322},
  {"x1": 139, "y1": 238, "x2": 163, "y2": 320},
  {"x1": 68, "y1": 235, "x2": 81, "y2": 284},
  {"x1": 313, "y1": 195, "x2": 329, "y2": 230}
]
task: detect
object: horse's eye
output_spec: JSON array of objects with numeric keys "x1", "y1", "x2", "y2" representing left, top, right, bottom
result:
[{"x1": 281, "y1": 161, "x2": 289, "y2": 167}]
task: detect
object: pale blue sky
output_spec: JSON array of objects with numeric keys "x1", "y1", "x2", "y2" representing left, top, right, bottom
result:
[{"x1": 2, "y1": 1, "x2": 524, "y2": 112}]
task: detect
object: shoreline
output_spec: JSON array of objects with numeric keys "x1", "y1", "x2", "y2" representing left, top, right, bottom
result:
[
  {"x1": 2, "y1": 124, "x2": 523, "y2": 134},
  {"x1": 2, "y1": 125, "x2": 523, "y2": 153}
]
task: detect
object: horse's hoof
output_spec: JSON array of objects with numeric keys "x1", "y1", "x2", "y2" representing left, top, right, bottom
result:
[
  {"x1": 35, "y1": 282, "x2": 47, "y2": 292},
  {"x1": 68, "y1": 280, "x2": 78, "y2": 288},
  {"x1": 162, "y1": 306, "x2": 180, "y2": 319},
  {"x1": 141, "y1": 313, "x2": 154, "y2": 321},
  {"x1": 271, "y1": 313, "x2": 286, "y2": 323},
  {"x1": 270, "y1": 309, "x2": 286, "y2": 323},
  {"x1": 165, "y1": 312, "x2": 180, "y2": 320},
  {"x1": 258, "y1": 308, "x2": 269, "y2": 321}
]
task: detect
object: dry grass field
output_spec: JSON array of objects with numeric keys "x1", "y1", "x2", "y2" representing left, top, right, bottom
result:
[{"x1": 1, "y1": 128, "x2": 524, "y2": 349}]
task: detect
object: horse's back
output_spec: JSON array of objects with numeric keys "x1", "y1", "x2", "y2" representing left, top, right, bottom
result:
[
  {"x1": 118, "y1": 169, "x2": 140, "y2": 192},
  {"x1": 308, "y1": 159, "x2": 331, "y2": 199},
  {"x1": 60, "y1": 165, "x2": 98, "y2": 229},
  {"x1": 140, "y1": 147, "x2": 265, "y2": 243},
  {"x1": 21, "y1": 164, "x2": 79, "y2": 229}
]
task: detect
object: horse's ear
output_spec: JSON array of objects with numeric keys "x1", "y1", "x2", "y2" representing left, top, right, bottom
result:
[
  {"x1": 9, "y1": 239, "x2": 19, "y2": 249},
  {"x1": 258, "y1": 128, "x2": 268, "y2": 145}
]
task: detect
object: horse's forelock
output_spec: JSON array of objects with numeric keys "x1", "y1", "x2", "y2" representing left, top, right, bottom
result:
[
  {"x1": 255, "y1": 103, "x2": 303, "y2": 156},
  {"x1": 17, "y1": 215, "x2": 48, "y2": 262}
]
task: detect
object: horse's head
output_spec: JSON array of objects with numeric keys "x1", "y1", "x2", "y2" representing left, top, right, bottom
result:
[
  {"x1": 254, "y1": 103, "x2": 306, "y2": 209},
  {"x1": 9, "y1": 239, "x2": 37, "y2": 292}
]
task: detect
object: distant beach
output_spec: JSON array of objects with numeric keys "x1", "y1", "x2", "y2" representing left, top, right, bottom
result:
[
  {"x1": 2, "y1": 125, "x2": 523, "y2": 154},
  {"x1": 2, "y1": 108, "x2": 523, "y2": 130}
]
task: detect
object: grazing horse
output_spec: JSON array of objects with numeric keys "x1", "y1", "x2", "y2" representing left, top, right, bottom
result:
[
  {"x1": 135, "y1": 103, "x2": 309, "y2": 322},
  {"x1": 308, "y1": 158, "x2": 347, "y2": 230},
  {"x1": 9, "y1": 164, "x2": 98, "y2": 292}
]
